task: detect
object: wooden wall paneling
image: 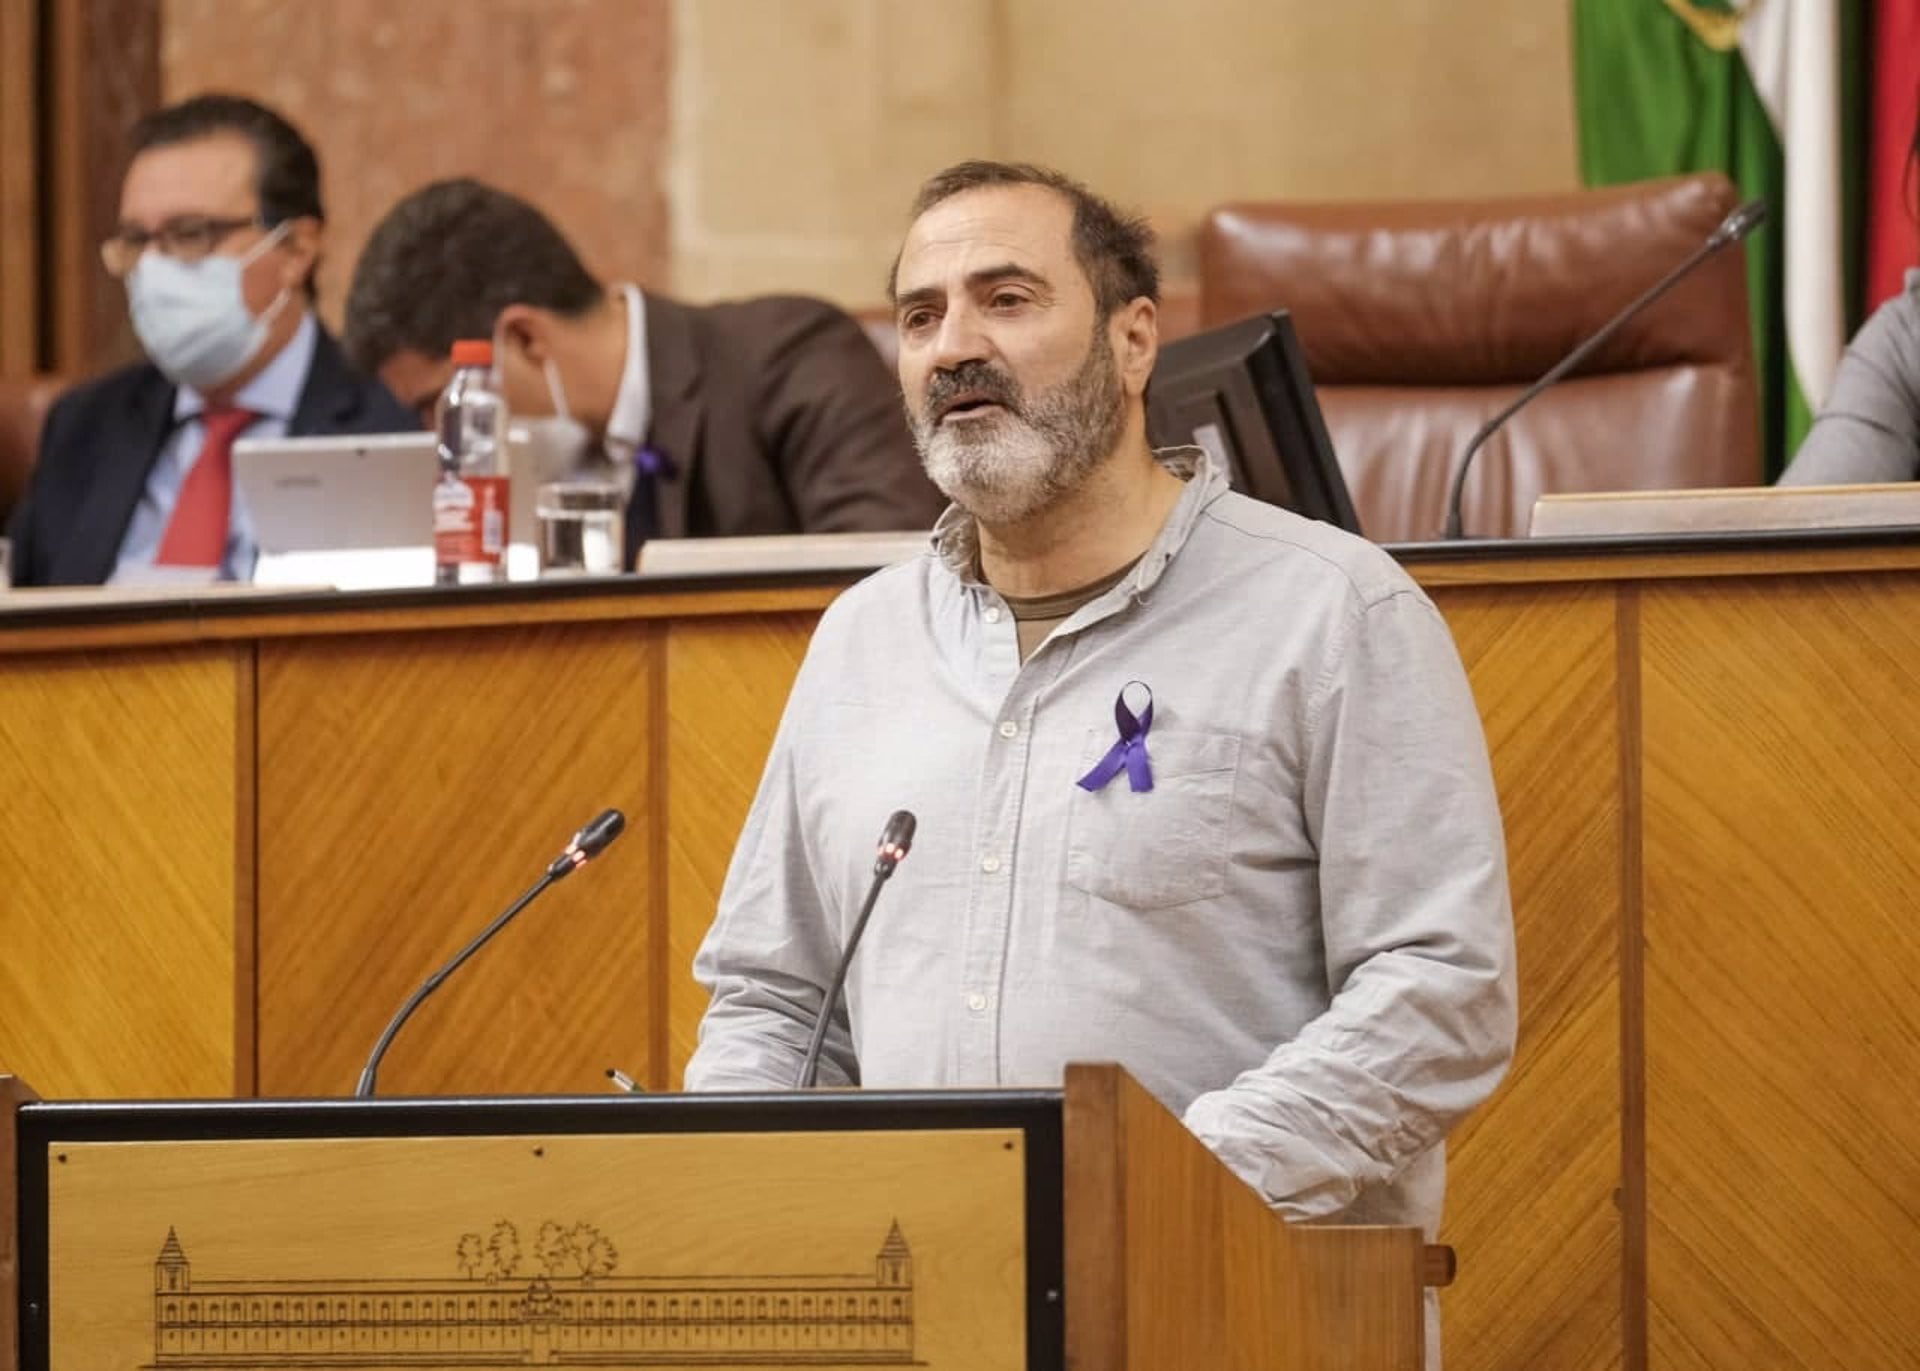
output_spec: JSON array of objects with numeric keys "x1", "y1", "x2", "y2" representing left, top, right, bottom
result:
[
  {"x1": 1430, "y1": 582, "x2": 1627, "y2": 1371},
  {"x1": 48, "y1": 0, "x2": 91, "y2": 375},
  {"x1": 0, "y1": 646, "x2": 243, "y2": 1098},
  {"x1": 47, "y1": 0, "x2": 158, "y2": 375},
  {"x1": 642, "y1": 626, "x2": 670, "y2": 1091},
  {"x1": 231, "y1": 642, "x2": 258, "y2": 1095},
  {"x1": 253, "y1": 622, "x2": 662, "y2": 1098},
  {"x1": 0, "y1": 0, "x2": 37, "y2": 374},
  {"x1": 663, "y1": 612, "x2": 820, "y2": 1084},
  {"x1": 1641, "y1": 572, "x2": 1920, "y2": 1371},
  {"x1": 1617, "y1": 585, "x2": 1648, "y2": 1371}
]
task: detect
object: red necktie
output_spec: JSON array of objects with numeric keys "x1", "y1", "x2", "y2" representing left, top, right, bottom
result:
[{"x1": 155, "y1": 406, "x2": 257, "y2": 567}]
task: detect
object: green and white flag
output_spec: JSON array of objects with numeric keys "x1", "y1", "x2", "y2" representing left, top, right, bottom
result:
[{"x1": 1573, "y1": 0, "x2": 1859, "y2": 479}]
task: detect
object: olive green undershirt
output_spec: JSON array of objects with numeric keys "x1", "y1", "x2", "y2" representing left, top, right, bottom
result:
[{"x1": 998, "y1": 556, "x2": 1142, "y2": 661}]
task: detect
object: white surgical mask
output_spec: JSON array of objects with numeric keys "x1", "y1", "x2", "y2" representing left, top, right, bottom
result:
[
  {"x1": 518, "y1": 355, "x2": 626, "y2": 491},
  {"x1": 128, "y1": 223, "x2": 291, "y2": 392}
]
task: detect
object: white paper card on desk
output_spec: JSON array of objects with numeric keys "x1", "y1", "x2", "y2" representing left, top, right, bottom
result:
[
  {"x1": 1529, "y1": 483, "x2": 1920, "y2": 538},
  {"x1": 246, "y1": 543, "x2": 540, "y2": 590},
  {"x1": 636, "y1": 530, "x2": 932, "y2": 578},
  {"x1": 107, "y1": 562, "x2": 221, "y2": 588}
]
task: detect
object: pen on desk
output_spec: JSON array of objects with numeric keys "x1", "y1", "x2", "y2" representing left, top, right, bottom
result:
[{"x1": 605, "y1": 1067, "x2": 642, "y2": 1093}]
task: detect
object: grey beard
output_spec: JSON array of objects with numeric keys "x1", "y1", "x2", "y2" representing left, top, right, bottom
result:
[{"x1": 911, "y1": 329, "x2": 1126, "y2": 526}]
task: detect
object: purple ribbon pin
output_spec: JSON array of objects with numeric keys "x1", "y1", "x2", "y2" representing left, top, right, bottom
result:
[
  {"x1": 1076, "y1": 681, "x2": 1155, "y2": 794},
  {"x1": 635, "y1": 446, "x2": 677, "y2": 480}
]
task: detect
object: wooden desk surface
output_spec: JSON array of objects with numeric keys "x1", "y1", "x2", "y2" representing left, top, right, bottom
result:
[
  {"x1": 5, "y1": 533, "x2": 1918, "y2": 1371},
  {"x1": 4, "y1": 525, "x2": 1918, "y2": 652}
]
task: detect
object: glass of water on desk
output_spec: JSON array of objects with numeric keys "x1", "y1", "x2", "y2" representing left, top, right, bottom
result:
[{"x1": 535, "y1": 481, "x2": 625, "y2": 577}]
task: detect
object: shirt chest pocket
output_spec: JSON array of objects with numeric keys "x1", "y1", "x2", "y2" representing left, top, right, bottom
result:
[{"x1": 1065, "y1": 728, "x2": 1241, "y2": 911}]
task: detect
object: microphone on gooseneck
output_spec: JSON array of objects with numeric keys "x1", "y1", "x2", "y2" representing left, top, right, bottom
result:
[
  {"x1": 795, "y1": 810, "x2": 917, "y2": 1090},
  {"x1": 354, "y1": 807, "x2": 627, "y2": 1098},
  {"x1": 1441, "y1": 196, "x2": 1769, "y2": 540}
]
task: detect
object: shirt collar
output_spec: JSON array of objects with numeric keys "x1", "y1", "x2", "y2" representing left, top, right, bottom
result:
[
  {"x1": 604, "y1": 283, "x2": 652, "y2": 456},
  {"x1": 931, "y1": 444, "x2": 1223, "y2": 595},
  {"x1": 173, "y1": 309, "x2": 318, "y2": 422}
]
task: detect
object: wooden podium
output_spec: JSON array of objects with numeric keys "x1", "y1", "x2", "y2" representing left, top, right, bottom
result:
[{"x1": 1, "y1": 1066, "x2": 1442, "y2": 1371}]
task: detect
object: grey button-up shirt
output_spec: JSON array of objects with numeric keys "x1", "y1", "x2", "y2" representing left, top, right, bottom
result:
[
  {"x1": 687, "y1": 449, "x2": 1516, "y2": 1242},
  {"x1": 1778, "y1": 267, "x2": 1920, "y2": 486}
]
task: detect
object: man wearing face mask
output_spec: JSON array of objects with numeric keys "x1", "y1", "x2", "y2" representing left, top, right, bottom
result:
[
  {"x1": 6, "y1": 93, "x2": 413, "y2": 587},
  {"x1": 344, "y1": 179, "x2": 943, "y2": 560}
]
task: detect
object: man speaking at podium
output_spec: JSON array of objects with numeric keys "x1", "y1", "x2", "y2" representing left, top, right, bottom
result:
[{"x1": 685, "y1": 162, "x2": 1517, "y2": 1335}]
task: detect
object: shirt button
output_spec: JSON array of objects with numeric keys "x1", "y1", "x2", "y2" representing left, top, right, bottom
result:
[
  {"x1": 984, "y1": 605, "x2": 1004, "y2": 623},
  {"x1": 980, "y1": 855, "x2": 1001, "y2": 874},
  {"x1": 966, "y1": 992, "x2": 988, "y2": 1013},
  {"x1": 997, "y1": 720, "x2": 1018, "y2": 739}
]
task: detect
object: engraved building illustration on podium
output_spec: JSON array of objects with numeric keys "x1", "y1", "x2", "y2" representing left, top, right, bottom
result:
[{"x1": 150, "y1": 1219, "x2": 916, "y2": 1366}]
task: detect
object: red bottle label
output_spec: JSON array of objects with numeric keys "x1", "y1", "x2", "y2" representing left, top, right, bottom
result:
[{"x1": 433, "y1": 475, "x2": 510, "y2": 567}]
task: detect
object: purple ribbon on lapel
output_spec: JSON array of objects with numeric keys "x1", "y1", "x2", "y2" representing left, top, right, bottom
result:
[
  {"x1": 635, "y1": 446, "x2": 677, "y2": 480},
  {"x1": 1076, "y1": 681, "x2": 1155, "y2": 793}
]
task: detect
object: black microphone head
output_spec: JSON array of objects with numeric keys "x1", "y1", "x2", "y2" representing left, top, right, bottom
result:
[
  {"x1": 875, "y1": 810, "x2": 916, "y2": 875},
  {"x1": 572, "y1": 808, "x2": 627, "y2": 859},
  {"x1": 1709, "y1": 198, "x2": 1768, "y2": 247}
]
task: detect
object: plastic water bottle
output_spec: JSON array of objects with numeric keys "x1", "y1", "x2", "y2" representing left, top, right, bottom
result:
[{"x1": 432, "y1": 338, "x2": 511, "y2": 585}]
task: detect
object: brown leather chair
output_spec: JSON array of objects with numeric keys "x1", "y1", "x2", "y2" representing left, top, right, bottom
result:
[
  {"x1": 1199, "y1": 174, "x2": 1761, "y2": 540},
  {"x1": 0, "y1": 374, "x2": 69, "y2": 532}
]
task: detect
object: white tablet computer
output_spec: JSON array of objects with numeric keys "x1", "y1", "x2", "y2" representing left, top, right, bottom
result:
[{"x1": 232, "y1": 430, "x2": 547, "y2": 587}]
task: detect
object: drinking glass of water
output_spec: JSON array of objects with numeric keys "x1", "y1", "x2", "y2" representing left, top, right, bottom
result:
[{"x1": 535, "y1": 481, "x2": 625, "y2": 577}]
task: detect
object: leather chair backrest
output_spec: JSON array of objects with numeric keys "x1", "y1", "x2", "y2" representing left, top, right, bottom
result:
[
  {"x1": 1199, "y1": 174, "x2": 1760, "y2": 540},
  {"x1": 0, "y1": 374, "x2": 69, "y2": 531}
]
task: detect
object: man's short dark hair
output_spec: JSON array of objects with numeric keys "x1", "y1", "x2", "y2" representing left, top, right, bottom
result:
[
  {"x1": 345, "y1": 179, "x2": 606, "y2": 373},
  {"x1": 129, "y1": 92, "x2": 324, "y2": 296},
  {"x1": 889, "y1": 161, "x2": 1160, "y2": 316}
]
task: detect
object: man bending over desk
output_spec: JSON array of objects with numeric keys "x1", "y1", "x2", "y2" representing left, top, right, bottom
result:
[{"x1": 343, "y1": 180, "x2": 945, "y2": 563}]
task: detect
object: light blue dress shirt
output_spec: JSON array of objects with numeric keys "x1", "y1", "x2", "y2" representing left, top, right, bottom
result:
[
  {"x1": 687, "y1": 449, "x2": 1516, "y2": 1366},
  {"x1": 112, "y1": 311, "x2": 318, "y2": 583},
  {"x1": 689, "y1": 446, "x2": 1516, "y2": 1217}
]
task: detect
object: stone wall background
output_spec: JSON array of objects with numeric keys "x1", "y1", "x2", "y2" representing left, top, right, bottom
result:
[{"x1": 162, "y1": 0, "x2": 1577, "y2": 321}]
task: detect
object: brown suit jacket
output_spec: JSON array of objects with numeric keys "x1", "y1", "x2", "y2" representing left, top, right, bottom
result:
[{"x1": 639, "y1": 292, "x2": 944, "y2": 548}]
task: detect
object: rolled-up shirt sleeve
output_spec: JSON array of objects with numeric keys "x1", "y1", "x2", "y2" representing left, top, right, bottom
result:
[
  {"x1": 1183, "y1": 588, "x2": 1518, "y2": 1220},
  {"x1": 1778, "y1": 278, "x2": 1920, "y2": 486}
]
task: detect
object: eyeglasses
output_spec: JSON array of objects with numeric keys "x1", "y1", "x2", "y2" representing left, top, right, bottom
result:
[{"x1": 99, "y1": 216, "x2": 268, "y2": 278}]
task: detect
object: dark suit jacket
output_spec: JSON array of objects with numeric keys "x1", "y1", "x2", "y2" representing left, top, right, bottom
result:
[
  {"x1": 7, "y1": 325, "x2": 415, "y2": 587},
  {"x1": 636, "y1": 293, "x2": 943, "y2": 554}
]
